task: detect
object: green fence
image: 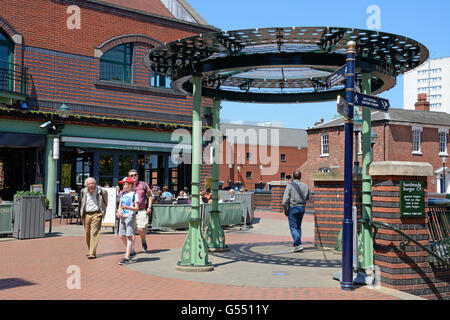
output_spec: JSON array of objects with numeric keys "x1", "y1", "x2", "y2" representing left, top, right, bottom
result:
[
  {"x1": 203, "y1": 202, "x2": 243, "y2": 226},
  {"x1": 0, "y1": 201, "x2": 13, "y2": 235},
  {"x1": 151, "y1": 202, "x2": 243, "y2": 229}
]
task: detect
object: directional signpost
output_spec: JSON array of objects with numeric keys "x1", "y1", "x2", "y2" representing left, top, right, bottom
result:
[
  {"x1": 337, "y1": 95, "x2": 352, "y2": 119},
  {"x1": 354, "y1": 93, "x2": 390, "y2": 112},
  {"x1": 326, "y1": 64, "x2": 347, "y2": 89}
]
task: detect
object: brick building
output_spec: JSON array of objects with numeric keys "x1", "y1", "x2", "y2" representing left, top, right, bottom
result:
[
  {"x1": 216, "y1": 122, "x2": 308, "y2": 191},
  {"x1": 0, "y1": 0, "x2": 217, "y2": 211},
  {"x1": 300, "y1": 94, "x2": 450, "y2": 193}
]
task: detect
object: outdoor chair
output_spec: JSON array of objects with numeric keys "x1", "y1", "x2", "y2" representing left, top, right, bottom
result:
[{"x1": 59, "y1": 194, "x2": 76, "y2": 224}]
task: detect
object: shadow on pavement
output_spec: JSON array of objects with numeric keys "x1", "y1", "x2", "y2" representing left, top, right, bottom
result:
[
  {"x1": 209, "y1": 242, "x2": 341, "y2": 269},
  {"x1": 0, "y1": 278, "x2": 36, "y2": 290}
]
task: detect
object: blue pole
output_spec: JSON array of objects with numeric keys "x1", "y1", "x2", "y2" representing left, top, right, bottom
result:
[{"x1": 342, "y1": 40, "x2": 356, "y2": 290}]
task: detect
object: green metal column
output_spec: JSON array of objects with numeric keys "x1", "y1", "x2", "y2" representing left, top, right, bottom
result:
[
  {"x1": 176, "y1": 75, "x2": 213, "y2": 271},
  {"x1": 45, "y1": 134, "x2": 57, "y2": 216},
  {"x1": 359, "y1": 72, "x2": 374, "y2": 272},
  {"x1": 206, "y1": 99, "x2": 228, "y2": 251}
]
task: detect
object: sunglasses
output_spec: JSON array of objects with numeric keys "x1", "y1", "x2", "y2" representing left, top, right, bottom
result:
[{"x1": 129, "y1": 174, "x2": 138, "y2": 177}]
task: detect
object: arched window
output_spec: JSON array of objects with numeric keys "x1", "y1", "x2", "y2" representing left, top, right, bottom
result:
[
  {"x1": 100, "y1": 43, "x2": 133, "y2": 82},
  {"x1": 0, "y1": 30, "x2": 13, "y2": 91}
]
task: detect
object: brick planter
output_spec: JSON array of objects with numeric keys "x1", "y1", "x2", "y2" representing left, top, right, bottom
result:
[
  {"x1": 312, "y1": 172, "x2": 362, "y2": 249},
  {"x1": 369, "y1": 161, "x2": 450, "y2": 300},
  {"x1": 269, "y1": 181, "x2": 288, "y2": 213}
]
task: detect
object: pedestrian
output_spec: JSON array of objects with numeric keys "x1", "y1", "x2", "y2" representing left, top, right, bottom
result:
[
  {"x1": 117, "y1": 177, "x2": 139, "y2": 265},
  {"x1": 128, "y1": 169, "x2": 152, "y2": 252},
  {"x1": 282, "y1": 169, "x2": 311, "y2": 252},
  {"x1": 79, "y1": 177, "x2": 108, "y2": 259}
]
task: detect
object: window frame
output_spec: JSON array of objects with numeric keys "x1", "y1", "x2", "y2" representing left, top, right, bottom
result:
[
  {"x1": 99, "y1": 43, "x2": 134, "y2": 83},
  {"x1": 321, "y1": 133, "x2": 329, "y2": 157},
  {"x1": 439, "y1": 129, "x2": 448, "y2": 156},
  {"x1": 412, "y1": 126, "x2": 423, "y2": 155}
]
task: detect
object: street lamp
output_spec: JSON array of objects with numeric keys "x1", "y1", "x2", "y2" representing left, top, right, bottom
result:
[
  {"x1": 57, "y1": 101, "x2": 70, "y2": 119},
  {"x1": 441, "y1": 155, "x2": 447, "y2": 194}
]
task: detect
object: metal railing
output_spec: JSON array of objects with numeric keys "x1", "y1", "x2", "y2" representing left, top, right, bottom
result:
[
  {"x1": 427, "y1": 199, "x2": 450, "y2": 265},
  {"x1": 359, "y1": 217, "x2": 450, "y2": 268},
  {"x1": 0, "y1": 59, "x2": 28, "y2": 96}
]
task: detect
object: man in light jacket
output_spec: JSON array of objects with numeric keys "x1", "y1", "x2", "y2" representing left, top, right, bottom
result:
[
  {"x1": 282, "y1": 169, "x2": 310, "y2": 252},
  {"x1": 79, "y1": 177, "x2": 108, "y2": 259}
]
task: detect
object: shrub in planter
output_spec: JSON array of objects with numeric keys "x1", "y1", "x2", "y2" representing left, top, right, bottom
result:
[{"x1": 13, "y1": 191, "x2": 46, "y2": 239}]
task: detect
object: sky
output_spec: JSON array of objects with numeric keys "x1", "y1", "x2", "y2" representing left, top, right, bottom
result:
[{"x1": 187, "y1": 0, "x2": 450, "y2": 129}]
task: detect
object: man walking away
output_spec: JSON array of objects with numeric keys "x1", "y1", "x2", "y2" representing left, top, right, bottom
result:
[
  {"x1": 282, "y1": 169, "x2": 310, "y2": 252},
  {"x1": 80, "y1": 177, "x2": 108, "y2": 259}
]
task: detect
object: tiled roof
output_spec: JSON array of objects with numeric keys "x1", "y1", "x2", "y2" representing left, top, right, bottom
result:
[
  {"x1": 220, "y1": 123, "x2": 307, "y2": 148},
  {"x1": 309, "y1": 108, "x2": 450, "y2": 130},
  {"x1": 96, "y1": 0, "x2": 176, "y2": 19}
]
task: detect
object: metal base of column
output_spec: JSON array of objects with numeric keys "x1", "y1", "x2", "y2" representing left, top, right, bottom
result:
[
  {"x1": 206, "y1": 210, "x2": 228, "y2": 251},
  {"x1": 177, "y1": 217, "x2": 214, "y2": 272},
  {"x1": 208, "y1": 246, "x2": 229, "y2": 252},
  {"x1": 175, "y1": 263, "x2": 214, "y2": 272}
]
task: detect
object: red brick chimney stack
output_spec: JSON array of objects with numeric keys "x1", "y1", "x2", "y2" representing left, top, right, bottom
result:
[{"x1": 414, "y1": 93, "x2": 430, "y2": 111}]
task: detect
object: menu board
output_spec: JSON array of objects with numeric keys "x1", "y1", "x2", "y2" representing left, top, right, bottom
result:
[
  {"x1": 102, "y1": 187, "x2": 117, "y2": 227},
  {"x1": 399, "y1": 181, "x2": 424, "y2": 218}
]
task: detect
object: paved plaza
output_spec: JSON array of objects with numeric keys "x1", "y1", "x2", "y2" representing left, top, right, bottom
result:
[{"x1": 0, "y1": 210, "x2": 423, "y2": 301}]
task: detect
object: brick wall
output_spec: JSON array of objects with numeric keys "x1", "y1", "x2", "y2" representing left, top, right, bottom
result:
[
  {"x1": 312, "y1": 173, "x2": 362, "y2": 249},
  {"x1": 254, "y1": 192, "x2": 271, "y2": 210},
  {"x1": 270, "y1": 182, "x2": 287, "y2": 213},
  {"x1": 370, "y1": 162, "x2": 450, "y2": 300},
  {"x1": 218, "y1": 143, "x2": 307, "y2": 191},
  {"x1": 1, "y1": 0, "x2": 215, "y2": 123}
]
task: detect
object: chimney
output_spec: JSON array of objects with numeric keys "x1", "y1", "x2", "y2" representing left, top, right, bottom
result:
[{"x1": 414, "y1": 93, "x2": 430, "y2": 111}]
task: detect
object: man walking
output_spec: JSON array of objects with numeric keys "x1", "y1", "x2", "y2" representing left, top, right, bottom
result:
[
  {"x1": 128, "y1": 169, "x2": 153, "y2": 252},
  {"x1": 79, "y1": 177, "x2": 108, "y2": 259},
  {"x1": 282, "y1": 169, "x2": 310, "y2": 252}
]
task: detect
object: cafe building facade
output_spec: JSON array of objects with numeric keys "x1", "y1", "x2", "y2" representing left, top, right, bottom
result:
[{"x1": 0, "y1": 0, "x2": 217, "y2": 213}]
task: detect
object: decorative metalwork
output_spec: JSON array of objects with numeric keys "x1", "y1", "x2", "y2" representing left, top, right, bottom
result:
[{"x1": 143, "y1": 26, "x2": 428, "y2": 103}]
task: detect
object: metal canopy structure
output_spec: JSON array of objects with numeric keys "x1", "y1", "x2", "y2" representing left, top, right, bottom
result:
[{"x1": 143, "y1": 26, "x2": 429, "y2": 103}]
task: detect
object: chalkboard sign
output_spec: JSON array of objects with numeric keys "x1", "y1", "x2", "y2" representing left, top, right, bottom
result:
[{"x1": 399, "y1": 181, "x2": 424, "y2": 218}]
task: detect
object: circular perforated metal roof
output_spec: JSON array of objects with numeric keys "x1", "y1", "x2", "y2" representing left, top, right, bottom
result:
[{"x1": 143, "y1": 26, "x2": 428, "y2": 103}]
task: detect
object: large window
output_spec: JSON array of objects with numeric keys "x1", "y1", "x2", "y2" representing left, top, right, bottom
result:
[
  {"x1": 439, "y1": 129, "x2": 448, "y2": 155},
  {"x1": 0, "y1": 30, "x2": 13, "y2": 92},
  {"x1": 412, "y1": 127, "x2": 422, "y2": 154},
  {"x1": 100, "y1": 43, "x2": 133, "y2": 82},
  {"x1": 321, "y1": 133, "x2": 329, "y2": 156}
]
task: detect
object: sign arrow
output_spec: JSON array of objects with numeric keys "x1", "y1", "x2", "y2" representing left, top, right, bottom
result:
[
  {"x1": 326, "y1": 64, "x2": 347, "y2": 89},
  {"x1": 354, "y1": 93, "x2": 390, "y2": 112},
  {"x1": 337, "y1": 95, "x2": 352, "y2": 119}
]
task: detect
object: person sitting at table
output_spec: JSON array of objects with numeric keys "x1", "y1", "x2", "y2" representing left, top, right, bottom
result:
[
  {"x1": 177, "y1": 190, "x2": 188, "y2": 199},
  {"x1": 229, "y1": 189, "x2": 236, "y2": 202},
  {"x1": 153, "y1": 189, "x2": 162, "y2": 203},
  {"x1": 161, "y1": 186, "x2": 173, "y2": 201},
  {"x1": 205, "y1": 188, "x2": 213, "y2": 203}
]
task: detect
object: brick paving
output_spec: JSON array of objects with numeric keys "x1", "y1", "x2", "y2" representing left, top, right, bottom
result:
[{"x1": 0, "y1": 210, "x2": 407, "y2": 300}]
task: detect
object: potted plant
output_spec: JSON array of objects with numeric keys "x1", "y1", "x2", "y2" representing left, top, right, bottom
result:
[{"x1": 13, "y1": 191, "x2": 47, "y2": 239}]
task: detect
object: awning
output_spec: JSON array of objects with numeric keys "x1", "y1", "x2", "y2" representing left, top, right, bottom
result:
[
  {"x1": 61, "y1": 136, "x2": 191, "y2": 153},
  {"x1": 0, "y1": 132, "x2": 45, "y2": 148}
]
